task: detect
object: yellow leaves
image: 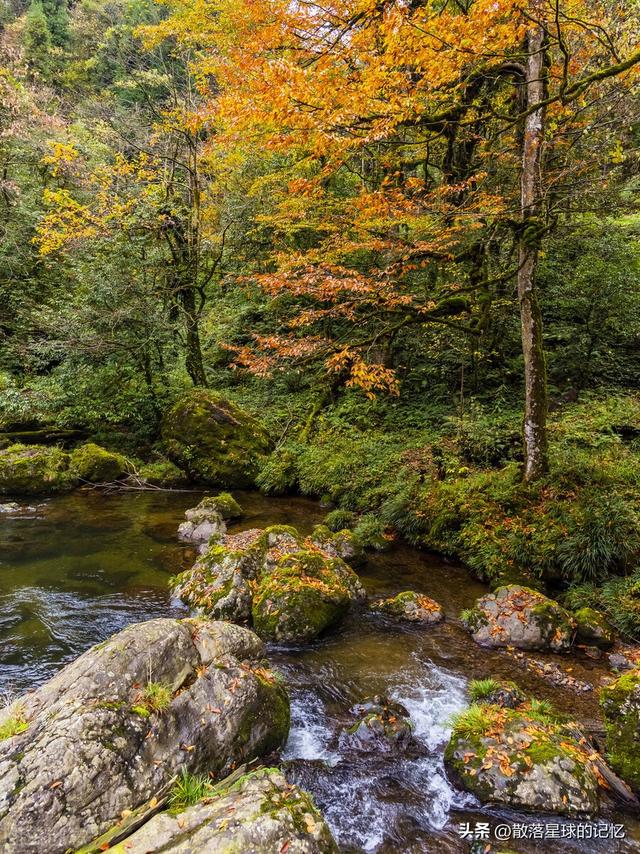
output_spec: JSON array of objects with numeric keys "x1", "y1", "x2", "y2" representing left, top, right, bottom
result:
[
  {"x1": 41, "y1": 141, "x2": 79, "y2": 178},
  {"x1": 36, "y1": 189, "x2": 96, "y2": 256}
]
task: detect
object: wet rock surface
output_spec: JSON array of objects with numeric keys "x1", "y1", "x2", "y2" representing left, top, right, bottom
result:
[
  {"x1": 370, "y1": 590, "x2": 444, "y2": 624},
  {"x1": 172, "y1": 525, "x2": 366, "y2": 642},
  {"x1": 105, "y1": 768, "x2": 339, "y2": 854},
  {"x1": 463, "y1": 585, "x2": 575, "y2": 652},
  {"x1": 601, "y1": 667, "x2": 640, "y2": 790},
  {"x1": 446, "y1": 701, "x2": 606, "y2": 816},
  {"x1": 340, "y1": 696, "x2": 414, "y2": 754},
  {"x1": 0, "y1": 618, "x2": 290, "y2": 854}
]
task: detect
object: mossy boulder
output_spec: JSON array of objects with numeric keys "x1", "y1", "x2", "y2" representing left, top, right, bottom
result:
[
  {"x1": 172, "y1": 524, "x2": 366, "y2": 643},
  {"x1": 370, "y1": 590, "x2": 444, "y2": 624},
  {"x1": 252, "y1": 551, "x2": 360, "y2": 642},
  {"x1": 177, "y1": 498, "x2": 227, "y2": 548},
  {"x1": 445, "y1": 703, "x2": 603, "y2": 815},
  {"x1": 70, "y1": 443, "x2": 129, "y2": 483},
  {"x1": 574, "y1": 607, "x2": 616, "y2": 650},
  {"x1": 601, "y1": 668, "x2": 640, "y2": 790},
  {"x1": 0, "y1": 618, "x2": 290, "y2": 854},
  {"x1": 162, "y1": 390, "x2": 272, "y2": 488},
  {"x1": 139, "y1": 459, "x2": 188, "y2": 488},
  {"x1": 309, "y1": 523, "x2": 365, "y2": 565},
  {"x1": 208, "y1": 491, "x2": 244, "y2": 520},
  {"x1": 103, "y1": 768, "x2": 338, "y2": 854},
  {"x1": 463, "y1": 585, "x2": 575, "y2": 652},
  {"x1": 0, "y1": 444, "x2": 76, "y2": 496}
]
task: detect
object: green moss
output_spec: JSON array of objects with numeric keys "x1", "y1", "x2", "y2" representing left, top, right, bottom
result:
[
  {"x1": 208, "y1": 492, "x2": 243, "y2": 520},
  {"x1": 573, "y1": 606, "x2": 615, "y2": 648},
  {"x1": 323, "y1": 509, "x2": 356, "y2": 532},
  {"x1": 130, "y1": 705, "x2": 151, "y2": 718},
  {"x1": 0, "y1": 443, "x2": 76, "y2": 496},
  {"x1": 601, "y1": 668, "x2": 640, "y2": 788},
  {"x1": 69, "y1": 443, "x2": 129, "y2": 483},
  {"x1": 162, "y1": 389, "x2": 272, "y2": 487},
  {"x1": 138, "y1": 459, "x2": 188, "y2": 488}
]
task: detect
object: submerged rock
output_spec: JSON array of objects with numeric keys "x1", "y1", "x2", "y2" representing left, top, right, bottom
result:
[
  {"x1": 341, "y1": 696, "x2": 413, "y2": 754},
  {"x1": 445, "y1": 702, "x2": 604, "y2": 815},
  {"x1": 0, "y1": 443, "x2": 76, "y2": 495},
  {"x1": 162, "y1": 390, "x2": 272, "y2": 487},
  {"x1": 601, "y1": 668, "x2": 640, "y2": 790},
  {"x1": 0, "y1": 618, "x2": 289, "y2": 854},
  {"x1": 462, "y1": 585, "x2": 575, "y2": 652},
  {"x1": 574, "y1": 607, "x2": 616, "y2": 650},
  {"x1": 69, "y1": 443, "x2": 129, "y2": 483},
  {"x1": 103, "y1": 768, "x2": 338, "y2": 854},
  {"x1": 172, "y1": 524, "x2": 366, "y2": 642},
  {"x1": 370, "y1": 590, "x2": 444, "y2": 624}
]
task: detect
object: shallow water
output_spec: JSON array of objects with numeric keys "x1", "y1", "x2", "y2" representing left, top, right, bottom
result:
[{"x1": 1, "y1": 490, "x2": 638, "y2": 852}]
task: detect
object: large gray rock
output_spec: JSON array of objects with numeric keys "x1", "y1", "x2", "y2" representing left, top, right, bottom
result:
[
  {"x1": 172, "y1": 525, "x2": 366, "y2": 643},
  {"x1": 107, "y1": 768, "x2": 338, "y2": 853},
  {"x1": 462, "y1": 585, "x2": 575, "y2": 652},
  {"x1": 0, "y1": 618, "x2": 290, "y2": 854},
  {"x1": 177, "y1": 497, "x2": 228, "y2": 548},
  {"x1": 445, "y1": 704, "x2": 602, "y2": 815}
]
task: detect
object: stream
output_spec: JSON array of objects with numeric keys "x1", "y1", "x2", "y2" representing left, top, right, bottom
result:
[{"x1": 1, "y1": 490, "x2": 639, "y2": 852}]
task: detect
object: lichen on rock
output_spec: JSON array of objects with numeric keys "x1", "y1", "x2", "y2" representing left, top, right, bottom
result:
[
  {"x1": 162, "y1": 390, "x2": 272, "y2": 487},
  {"x1": 462, "y1": 585, "x2": 575, "y2": 652}
]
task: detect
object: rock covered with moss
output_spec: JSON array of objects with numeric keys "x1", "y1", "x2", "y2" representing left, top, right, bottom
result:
[
  {"x1": 601, "y1": 668, "x2": 640, "y2": 790},
  {"x1": 370, "y1": 590, "x2": 443, "y2": 624},
  {"x1": 0, "y1": 618, "x2": 289, "y2": 854},
  {"x1": 162, "y1": 390, "x2": 272, "y2": 487},
  {"x1": 0, "y1": 443, "x2": 77, "y2": 495},
  {"x1": 102, "y1": 768, "x2": 338, "y2": 854},
  {"x1": 172, "y1": 525, "x2": 366, "y2": 642},
  {"x1": 139, "y1": 459, "x2": 189, "y2": 488},
  {"x1": 70, "y1": 442, "x2": 129, "y2": 482},
  {"x1": 574, "y1": 607, "x2": 616, "y2": 650},
  {"x1": 445, "y1": 700, "x2": 604, "y2": 815},
  {"x1": 462, "y1": 585, "x2": 575, "y2": 652}
]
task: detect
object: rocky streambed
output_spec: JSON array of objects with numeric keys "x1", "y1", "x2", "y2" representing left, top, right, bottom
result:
[{"x1": 1, "y1": 490, "x2": 640, "y2": 852}]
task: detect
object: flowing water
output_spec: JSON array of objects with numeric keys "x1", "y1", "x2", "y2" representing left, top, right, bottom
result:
[{"x1": 1, "y1": 490, "x2": 638, "y2": 852}]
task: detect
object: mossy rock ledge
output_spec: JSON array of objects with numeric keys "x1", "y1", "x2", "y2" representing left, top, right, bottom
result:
[
  {"x1": 172, "y1": 524, "x2": 366, "y2": 643},
  {"x1": 103, "y1": 768, "x2": 338, "y2": 854},
  {"x1": 601, "y1": 668, "x2": 640, "y2": 790},
  {"x1": 370, "y1": 590, "x2": 444, "y2": 624},
  {"x1": 0, "y1": 443, "x2": 77, "y2": 495},
  {"x1": 445, "y1": 702, "x2": 605, "y2": 816},
  {"x1": 462, "y1": 585, "x2": 575, "y2": 652},
  {"x1": 0, "y1": 618, "x2": 290, "y2": 854},
  {"x1": 162, "y1": 390, "x2": 272, "y2": 488}
]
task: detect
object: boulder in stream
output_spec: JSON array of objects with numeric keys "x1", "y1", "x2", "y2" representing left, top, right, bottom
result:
[
  {"x1": 0, "y1": 443, "x2": 77, "y2": 496},
  {"x1": 162, "y1": 389, "x2": 272, "y2": 487},
  {"x1": 99, "y1": 768, "x2": 338, "y2": 854},
  {"x1": 177, "y1": 496, "x2": 233, "y2": 547},
  {"x1": 462, "y1": 585, "x2": 575, "y2": 652},
  {"x1": 341, "y1": 696, "x2": 414, "y2": 754},
  {"x1": 0, "y1": 617, "x2": 290, "y2": 854},
  {"x1": 446, "y1": 701, "x2": 605, "y2": 815},
  {"x1": 370, "y1": 590, "x2": 444, "y2": 624},
  {"x1": 172, "y1": 524, "x2": 366, "y2": 642},
  {"x1": 601, "y1": 667, "x2": 640, "y2": 790}
]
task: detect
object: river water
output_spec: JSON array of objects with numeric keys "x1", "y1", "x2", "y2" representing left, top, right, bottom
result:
[{"x1": 0, "y1": 490, "x2": 638, "y2": 852}]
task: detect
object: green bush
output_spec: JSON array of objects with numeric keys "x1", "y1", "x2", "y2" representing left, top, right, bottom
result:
[{"x1": 565, "y1": 573, "x2": 640, "y2": 640}]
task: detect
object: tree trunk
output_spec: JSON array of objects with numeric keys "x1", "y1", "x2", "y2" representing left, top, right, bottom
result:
[
  {"x1": 180, "y1": 287, "x2": 208, "y2": 387},
  {"x1": 518, "y1": 18, "x2": 548, "y2": 482}
]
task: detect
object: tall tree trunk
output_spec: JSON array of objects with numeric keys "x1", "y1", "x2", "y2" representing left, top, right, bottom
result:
[
  {"x1": 180, "y1": 287, "x2": 208, "y2": 387},
  {"x1": 518, "y1": 18, "x2": 548, "y2": 482}
]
